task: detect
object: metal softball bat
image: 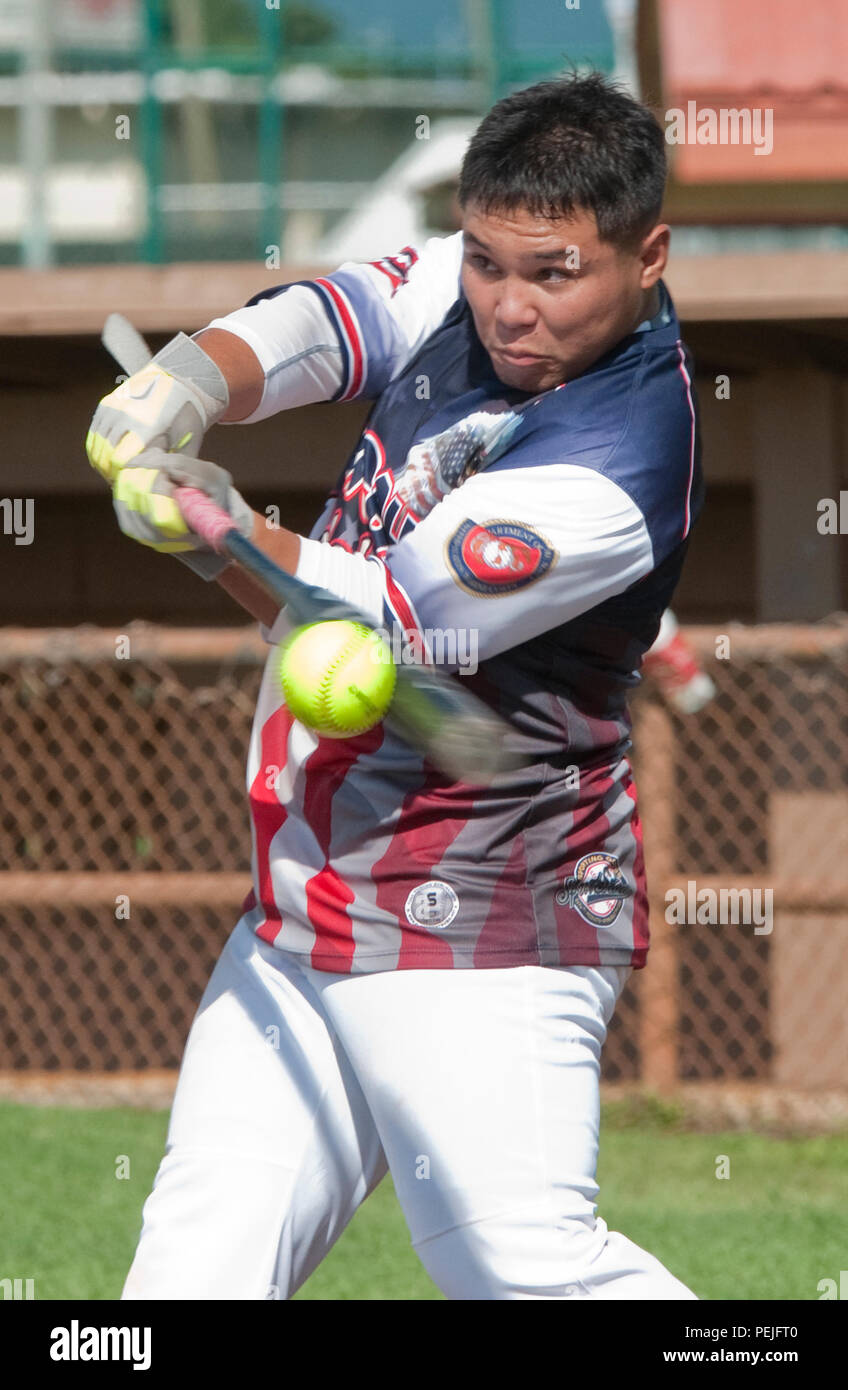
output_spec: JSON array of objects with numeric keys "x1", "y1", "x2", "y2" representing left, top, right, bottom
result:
[{"x1": 101, "y1": 312, "x2": 520, "y2": 783}]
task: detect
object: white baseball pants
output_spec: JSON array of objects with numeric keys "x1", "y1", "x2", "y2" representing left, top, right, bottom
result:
[{"x1": 122, "y1": 916, "x2": 697, "y2": 1300}]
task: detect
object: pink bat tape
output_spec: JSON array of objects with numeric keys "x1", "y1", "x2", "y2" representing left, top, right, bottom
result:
[{"x1": 174, "y1": 486, "x2": 236, "y2": 553}]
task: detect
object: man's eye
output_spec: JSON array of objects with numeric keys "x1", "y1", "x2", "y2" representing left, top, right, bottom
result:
[
  {"x1": 470, "y1": 256, "x2": 570, "y2": 282},
  {"x1": 472, "y1": 255, "x2": 496, "y2": 271}
]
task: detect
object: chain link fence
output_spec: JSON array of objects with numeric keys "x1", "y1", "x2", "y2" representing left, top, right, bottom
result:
[{"x1": 1, "y1": 621, "x2": 847, "y2": 1126}]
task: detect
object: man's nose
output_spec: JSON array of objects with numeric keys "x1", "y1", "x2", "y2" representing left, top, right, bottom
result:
[{"x1": 494, "y1": 284, "x2": 537, "y2": 329}]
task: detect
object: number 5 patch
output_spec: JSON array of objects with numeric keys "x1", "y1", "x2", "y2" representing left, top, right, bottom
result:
[{"x1": 445, "y1": 519, "x2": 557, "y2": 596}]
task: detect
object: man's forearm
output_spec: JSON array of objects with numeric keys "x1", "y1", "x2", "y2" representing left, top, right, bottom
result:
[
  {"x1": 194, "y1": 328, "x2": 265, "y2": 422},
  {"x1": 246, "y1": 510, "x2": 301, "y2": 573},
  {"x1": 215, "y1": 510, "x2": 301, "y2": 627}
]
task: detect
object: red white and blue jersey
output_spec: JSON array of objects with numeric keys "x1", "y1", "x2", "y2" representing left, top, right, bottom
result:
[{"x1": 205, "y1": 231, "x2": 703, "y2": 972}]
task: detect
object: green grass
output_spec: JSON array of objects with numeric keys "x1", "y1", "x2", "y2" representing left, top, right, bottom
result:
[{"x1": 0, "y1": 1099, "x2": 845, "y2": 1300}]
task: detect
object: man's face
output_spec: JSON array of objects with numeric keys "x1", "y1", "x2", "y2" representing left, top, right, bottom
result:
[{"x1": 460, "y1": 202, "x2": 669, "y2": 391}]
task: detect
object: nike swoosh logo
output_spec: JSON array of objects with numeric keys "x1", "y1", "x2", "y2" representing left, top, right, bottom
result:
[{"x1": 129, "y1": 378, "x2": 157, "y2": 401}]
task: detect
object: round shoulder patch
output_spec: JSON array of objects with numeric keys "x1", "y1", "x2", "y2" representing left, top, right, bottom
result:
[{"x1": 445, "y1": 519, "x2": 557, "y2": 596}]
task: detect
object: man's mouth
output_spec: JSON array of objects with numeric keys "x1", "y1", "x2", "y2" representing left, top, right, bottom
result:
[{"x1": 494, "y1": 348, "x2": 543, "y2": 364}]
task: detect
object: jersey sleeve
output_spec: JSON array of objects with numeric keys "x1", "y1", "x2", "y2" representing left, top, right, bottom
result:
[
  {"x1": 261, "y1": 455, "x2": 655, "y2": 669},
  {"x1": 202, "y1": 231, "x2": 465, "y2": 423}
]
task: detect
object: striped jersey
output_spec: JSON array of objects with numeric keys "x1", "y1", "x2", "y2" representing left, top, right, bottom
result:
[{"x1": 204, "y1": 230, "x2": 703, "y2": 972}]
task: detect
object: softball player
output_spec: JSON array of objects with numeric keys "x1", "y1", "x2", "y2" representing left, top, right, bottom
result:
[{"x1": 87, "y1": 73, "x2": 701, "y2": 1300}]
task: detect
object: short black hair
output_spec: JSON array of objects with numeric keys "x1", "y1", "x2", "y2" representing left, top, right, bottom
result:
[{"x1": 457, "y1": 70, "x2": 666, "y2": 251}]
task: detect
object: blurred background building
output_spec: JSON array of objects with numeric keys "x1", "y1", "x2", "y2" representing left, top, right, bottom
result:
[
  {"x1": 1, "y1": 0, "x2": 847, "y2": 626},
  {"x1": 1, "y1": 0, "x2": 618, "y2": 266}
]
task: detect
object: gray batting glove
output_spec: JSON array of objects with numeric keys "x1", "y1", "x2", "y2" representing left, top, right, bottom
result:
[
  {"x1": 87, "y1": 333, "x2": 230, "y2": 484},
  {"x1": 112, "y1": 447, "x2": 254, "y2": 581}
]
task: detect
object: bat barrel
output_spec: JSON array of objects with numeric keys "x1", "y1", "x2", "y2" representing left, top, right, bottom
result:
[{"x1": 173, "y1": 488, "x2": 522, "y2": 782}]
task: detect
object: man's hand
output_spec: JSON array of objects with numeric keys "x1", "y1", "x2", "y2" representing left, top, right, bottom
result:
[
  {"x1": 87, "y1": 332, "x2": 230, "y2": 483},
  {"x1": 112, "y1": 447, "x2": 254, "y2": 580}
]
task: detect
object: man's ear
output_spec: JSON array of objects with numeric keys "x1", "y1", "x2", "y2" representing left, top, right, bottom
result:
[{"x1": 639, "y1": 224, "x2": 670, "y2": 289}]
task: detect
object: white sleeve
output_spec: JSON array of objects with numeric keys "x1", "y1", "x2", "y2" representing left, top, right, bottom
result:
[
  {"x1": 203, "y1": 231, "x2": 465, "y2": 423},
  {"x1": 200, "y1": 285, "x2": 346, "y2": 423},
  {"x1": 260, "y1": 462, "x2": 655, "y2": 666}
]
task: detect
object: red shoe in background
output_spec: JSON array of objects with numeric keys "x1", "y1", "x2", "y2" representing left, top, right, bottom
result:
[{"x1": 643, "y1": 610, "x2": 716, "y2": 713}]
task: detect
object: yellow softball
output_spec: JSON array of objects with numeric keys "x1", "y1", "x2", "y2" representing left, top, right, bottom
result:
[{"x1": 277, "y1": 620, "x2": 397, "y2": 738}]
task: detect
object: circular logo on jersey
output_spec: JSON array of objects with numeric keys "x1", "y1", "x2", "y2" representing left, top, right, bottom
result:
[
  {"x1": 554, "y1": 852, "x2": 633, "y2": 927},
  {"x1": 445, "y1": 519, "x2": 557, "y2": 597},
  {"x1": 404, "y1": 881, "x2": 460, "y2": 930}
]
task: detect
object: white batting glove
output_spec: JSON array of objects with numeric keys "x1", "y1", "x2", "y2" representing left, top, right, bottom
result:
[
  {"x1": 87, "y1": 333, "x2": 230, "y2": 483},
  {"x1": 112, "y1": 447, "x2": 254, "y2": 581}
]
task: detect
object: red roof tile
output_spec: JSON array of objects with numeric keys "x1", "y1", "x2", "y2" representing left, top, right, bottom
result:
[{"x1": 657, "y1": 0, "x2": 848, "y2": 180}]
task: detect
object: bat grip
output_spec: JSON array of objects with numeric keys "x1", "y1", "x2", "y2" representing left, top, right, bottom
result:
[{"x1": 173, "y1": 485, "x2": 237, "y2": 553}]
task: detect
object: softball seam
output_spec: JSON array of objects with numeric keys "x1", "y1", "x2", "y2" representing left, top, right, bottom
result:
[{"x1": 284, "y1": 623, "x2": 389, "y2": 736}]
